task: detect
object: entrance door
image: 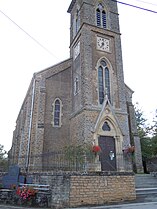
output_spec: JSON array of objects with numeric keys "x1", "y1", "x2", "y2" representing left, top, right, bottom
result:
[{"x1": 98, "y1": 136, "x2": 116, "y2": 171}]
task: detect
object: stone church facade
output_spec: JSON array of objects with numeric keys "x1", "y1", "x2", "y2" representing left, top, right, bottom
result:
[{"x1": 9, "y1": 0, "x2": 143, "y2": 173}]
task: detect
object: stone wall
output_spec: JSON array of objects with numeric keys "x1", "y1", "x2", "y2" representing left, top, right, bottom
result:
[
  {"x1": 0, "y1": 171, "x2": 136, "y2": 208},
  {"x1": 28, "y1": 172, "x2": 136, "y2": 208},
  {"x1": 69, "y1": 173, "x2": 136, "y2": 207},
  {"x1": 0, "y1": 172, "x2": 6, "y2": 188}
]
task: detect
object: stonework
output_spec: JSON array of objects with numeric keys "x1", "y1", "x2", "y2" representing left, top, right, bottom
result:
[
  {"x1": 9, "y1": 0, "x2": 143, "y2": 173},
  {"x1": 0, "y1": 172, "x2": 136, "y2": 208},
  {"x1": 28, "y1": 172, "x2": 136, "y2": 208},
  {"x1": 69, "y1": 174, "x2": 136, "y2": 207}
]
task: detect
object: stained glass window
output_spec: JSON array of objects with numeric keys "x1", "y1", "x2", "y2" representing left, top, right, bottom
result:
[
  {"x1": 102, "y1": 121, "x2": 111, "y2": 131},
  {"x1": 54, "y1": 99, "x2": 60, "y2": 126},
  {"x1": 105, "y1": 67, "x2": 111, "y2": 101},
  {"x1": 98, "y1": 60, "x2": 111, "y2": 104},
  {"x1": 98, "y1": 66, "x2": 104, "y2": 104}
]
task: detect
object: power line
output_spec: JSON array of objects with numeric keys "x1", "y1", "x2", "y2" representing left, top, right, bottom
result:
[
  {"x1": 0, "y1": 9, "x2": 58, "y2": 59},
  {"x1": 132, "y1": 0, "x2": 157, "y2": 7},
  {"x1": 1, "y1": 0, "x2": 157, "y2": 64},
  {"x1": 1, "y1": 0, "x2": 157, "y2": 66},
  {"x1": 111, "y1": 0, "x2": 157, "y2": 14},
  {"x1": 0, "y1": 7, "x2": 88, "y2": 89}
]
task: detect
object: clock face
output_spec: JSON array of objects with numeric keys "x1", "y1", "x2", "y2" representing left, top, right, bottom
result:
[{"x1": 97, "y1": 37, "x2": 110, "y2": 52}]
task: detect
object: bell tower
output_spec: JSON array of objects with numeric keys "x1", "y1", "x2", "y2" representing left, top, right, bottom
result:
[
  {"x1": 68, "y1": 0, "x2": 125, "y2": 110},
  {"x1": 68, "y1": 0, "x2": 143, "y2": 172}
]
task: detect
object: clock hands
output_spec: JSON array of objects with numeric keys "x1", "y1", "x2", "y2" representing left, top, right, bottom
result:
[
  {"x1": 101, "y1": 42, "x2": 104, "y2": 48},
  {"x1": 97, "y1": 37, "x2": 109, "y2": 51}
]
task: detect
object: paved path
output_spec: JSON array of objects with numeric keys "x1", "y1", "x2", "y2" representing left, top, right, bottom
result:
[
  {"x1": 65, "y1": 202, "x2": 157, "y2": 209},
  {"x1": 1, "y1": 202, "x2": 157, "y2": 209},
  {"x1": 0, "y1": 205, "x2": 40, "y2": 209}
]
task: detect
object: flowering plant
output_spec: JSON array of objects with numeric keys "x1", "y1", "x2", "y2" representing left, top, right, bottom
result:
[
  {"x1": 92, "y1": 145, "x2": 101, "y2": 154},
  {"x1": 10, "y1": 184, "x2": 16, "y2": 190},
  {"x1": 16, "y1": 186, "x2": 37, "y2": 202},
  {"x1": 123, "y1": 145, "x2": 135, "y2": 154}
]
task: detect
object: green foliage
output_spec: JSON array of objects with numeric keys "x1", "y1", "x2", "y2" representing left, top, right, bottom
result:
[
  {"x1": 149, "y1": 109, "x2": 157, "y2": 156},
  {"x1": 134, "y1": 105, "x2": 157, "y2": 161},
  {"x1": 151, "y1": 135, "x2": 157, "y2": 156},
  {"x1": 134, "y1": 103, "x2": 152, "y2": 159},
  {"x1": 134, "y1": 105, "x2": 157, "y2": 160},
  {"x1": 64, "y1": 143, "x2": 94, "y2": 165},
  {"x1": 151, "y1": 109, "x2": 157, "y2": 136},
  {"x1": 140, "y1": 137, "x2": 153, "y2": 159},
  {"x1": 135, "y1": 104, "x2": 147, "y2": 128},
  {"x1": 134, "y1": 103, "x2": 150, "y2": 137},
  {"x1": 0, "y1": 144, "x2": 8, "y2": 171},
  {"x1": 0, "y1": 144, "x2": 7, "y2": 158}
]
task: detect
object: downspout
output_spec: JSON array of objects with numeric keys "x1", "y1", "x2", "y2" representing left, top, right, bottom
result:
[{"x1": 26, "y1": 74, "x2": 36, "y2": 172}]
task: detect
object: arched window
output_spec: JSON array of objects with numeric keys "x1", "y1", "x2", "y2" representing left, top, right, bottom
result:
[
  {"x1": 102, "y1": 10, "x2": 106, "y2": 28},
  {"x1": 96, "y1": 8, "x2": 101, "y2": 26},
  {"x1": 98, "y1": 66, "x2": 104, "y2": 104},
  {"x1": 96, "y1": 3, "x2": 107, "y2": 29},
  {"x1": 105, "y1": 67, "x2": 111, "y2": 100},
  {"x1": 76, "y1": 9, "x2": 80, "y2": 33},
  {"x1": 74, "y1": 9, "x2": 80, "y2": 36},
  {"x1": 74, "y1": 77, "x2": 79, "y2": 95},
  {"x1": 52, "y1": 99, "x2": 62, "y2": 127},
  {"x1": 98, "y1": 59, "x2": 111, "y2": 104},
  {"x1": 102, "y1": 121, "x2": 111, "y2": 131}
]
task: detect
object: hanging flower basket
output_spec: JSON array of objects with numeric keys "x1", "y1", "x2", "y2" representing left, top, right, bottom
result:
[
  {"x1": 123, "y1": 145, "x2": 135, "y2": 154},
  {"x1": 92, "y1": 145, "x2": 101, "y2": 154},
  {"x1": 128, "y1": 146, "x2": 135, "y2": 153}
]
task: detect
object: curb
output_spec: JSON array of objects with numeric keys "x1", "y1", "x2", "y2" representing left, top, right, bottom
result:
[{"x1": 65, "y1": 201, "x2": 157, "y2": 209}]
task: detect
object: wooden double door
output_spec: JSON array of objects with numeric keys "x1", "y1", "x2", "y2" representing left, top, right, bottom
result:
[{"x1": 98, "y1": 136, "x2": 116, "y2": 171}]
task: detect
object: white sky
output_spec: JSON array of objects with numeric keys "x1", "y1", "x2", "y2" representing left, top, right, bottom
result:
[{"x1": 0, "y1": 0, "x2": 157, "y2": 151}]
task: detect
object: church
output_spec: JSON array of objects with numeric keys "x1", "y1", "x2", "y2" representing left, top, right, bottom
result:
[{"x1": 9, "y1": 0, "x2": 143, "y2": 173}]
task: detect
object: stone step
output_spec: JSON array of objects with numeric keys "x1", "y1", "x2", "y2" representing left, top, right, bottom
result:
[
  {"x1": 136, "y1": 182, "x2": 157, "y2": 188},
  {"x1": 134, "y1": 174, "x2": 157, "y2": 203},
  {"x1": 135, "y1": 174, "x2": 157, "y2": 188},
  {"x1": 136, "y1": 187, "x2": 157, "y2": 202},
  {"x1": 136, "y1": 188, "x2": 157, "y2": 195}
]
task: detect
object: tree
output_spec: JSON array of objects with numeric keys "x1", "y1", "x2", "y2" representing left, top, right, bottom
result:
[
  {"x1": 150, "y1": 109, "x2": 157, "y2": 156},
  {"x1": 151, "y1": 109, "x2": 157, "y2": 136},
  {"x1": 135, "y1": 103, "x2": 149, "y2": 137},
  {"x1": 0, "y1": 144, "x2": 8, "y2": 171},
  {"x1": 134, "y1": 103, "x2": 152, "y2": 159}
]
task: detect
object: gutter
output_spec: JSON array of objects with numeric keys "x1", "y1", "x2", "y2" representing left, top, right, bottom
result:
[{"x1": 25, "y1": 74, "x2": 36, "y2": 172}]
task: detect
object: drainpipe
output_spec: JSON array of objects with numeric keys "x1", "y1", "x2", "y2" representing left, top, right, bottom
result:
[{"x1": 25, "y1": 74, "x2": 36, "y2": 172}]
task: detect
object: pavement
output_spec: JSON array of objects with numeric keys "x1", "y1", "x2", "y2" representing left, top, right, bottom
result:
[
  {"x1": 0, "y1": 205, "x2": 39, "y2": 209},
  {"x1": 1, "y1": 202, "x2": 157, "y2": 209},
  {"x1": 65, "y1": 202, "x2": 157, "y2": 209}
]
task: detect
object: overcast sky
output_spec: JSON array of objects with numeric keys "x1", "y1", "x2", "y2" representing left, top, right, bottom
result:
[{"x1": 0, "y1": 0, "x2": 157, "y2": 151}]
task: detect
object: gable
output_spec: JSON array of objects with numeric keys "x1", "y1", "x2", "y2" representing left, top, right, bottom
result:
[
  {"x1": 93, "y1": 95, "x2": 123, "y2": 137},
  {"x1": 36, "y1": 58, "x2": 72, "y2": 79}
]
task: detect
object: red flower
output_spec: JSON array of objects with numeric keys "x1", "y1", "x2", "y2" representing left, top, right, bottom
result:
[
  {"x1": 123, "y1": 146, "x2": 135, "y2": 154},
  {"x1": 128, "y1": 146, "x2": 135, "y2": 153},
  {"x1": 16, "y1": 186, "x2": 37, "y2": 201},
  {"x1": 92, "y1": 145, "x2": 101, "y2": 153}
]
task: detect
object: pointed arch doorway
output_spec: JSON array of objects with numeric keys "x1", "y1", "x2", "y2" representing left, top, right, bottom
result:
[
  {"x1": 93, "y1": 97, "x2": 124, "y2": 172},
  {"x1": 98, "y1": 136, "x2": 116, "y2": 171}
]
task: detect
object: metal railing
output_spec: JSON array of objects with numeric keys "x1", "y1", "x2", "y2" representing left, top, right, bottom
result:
[{"x1": 9, "y1": 151, "x2": 134, "y2": 173}]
